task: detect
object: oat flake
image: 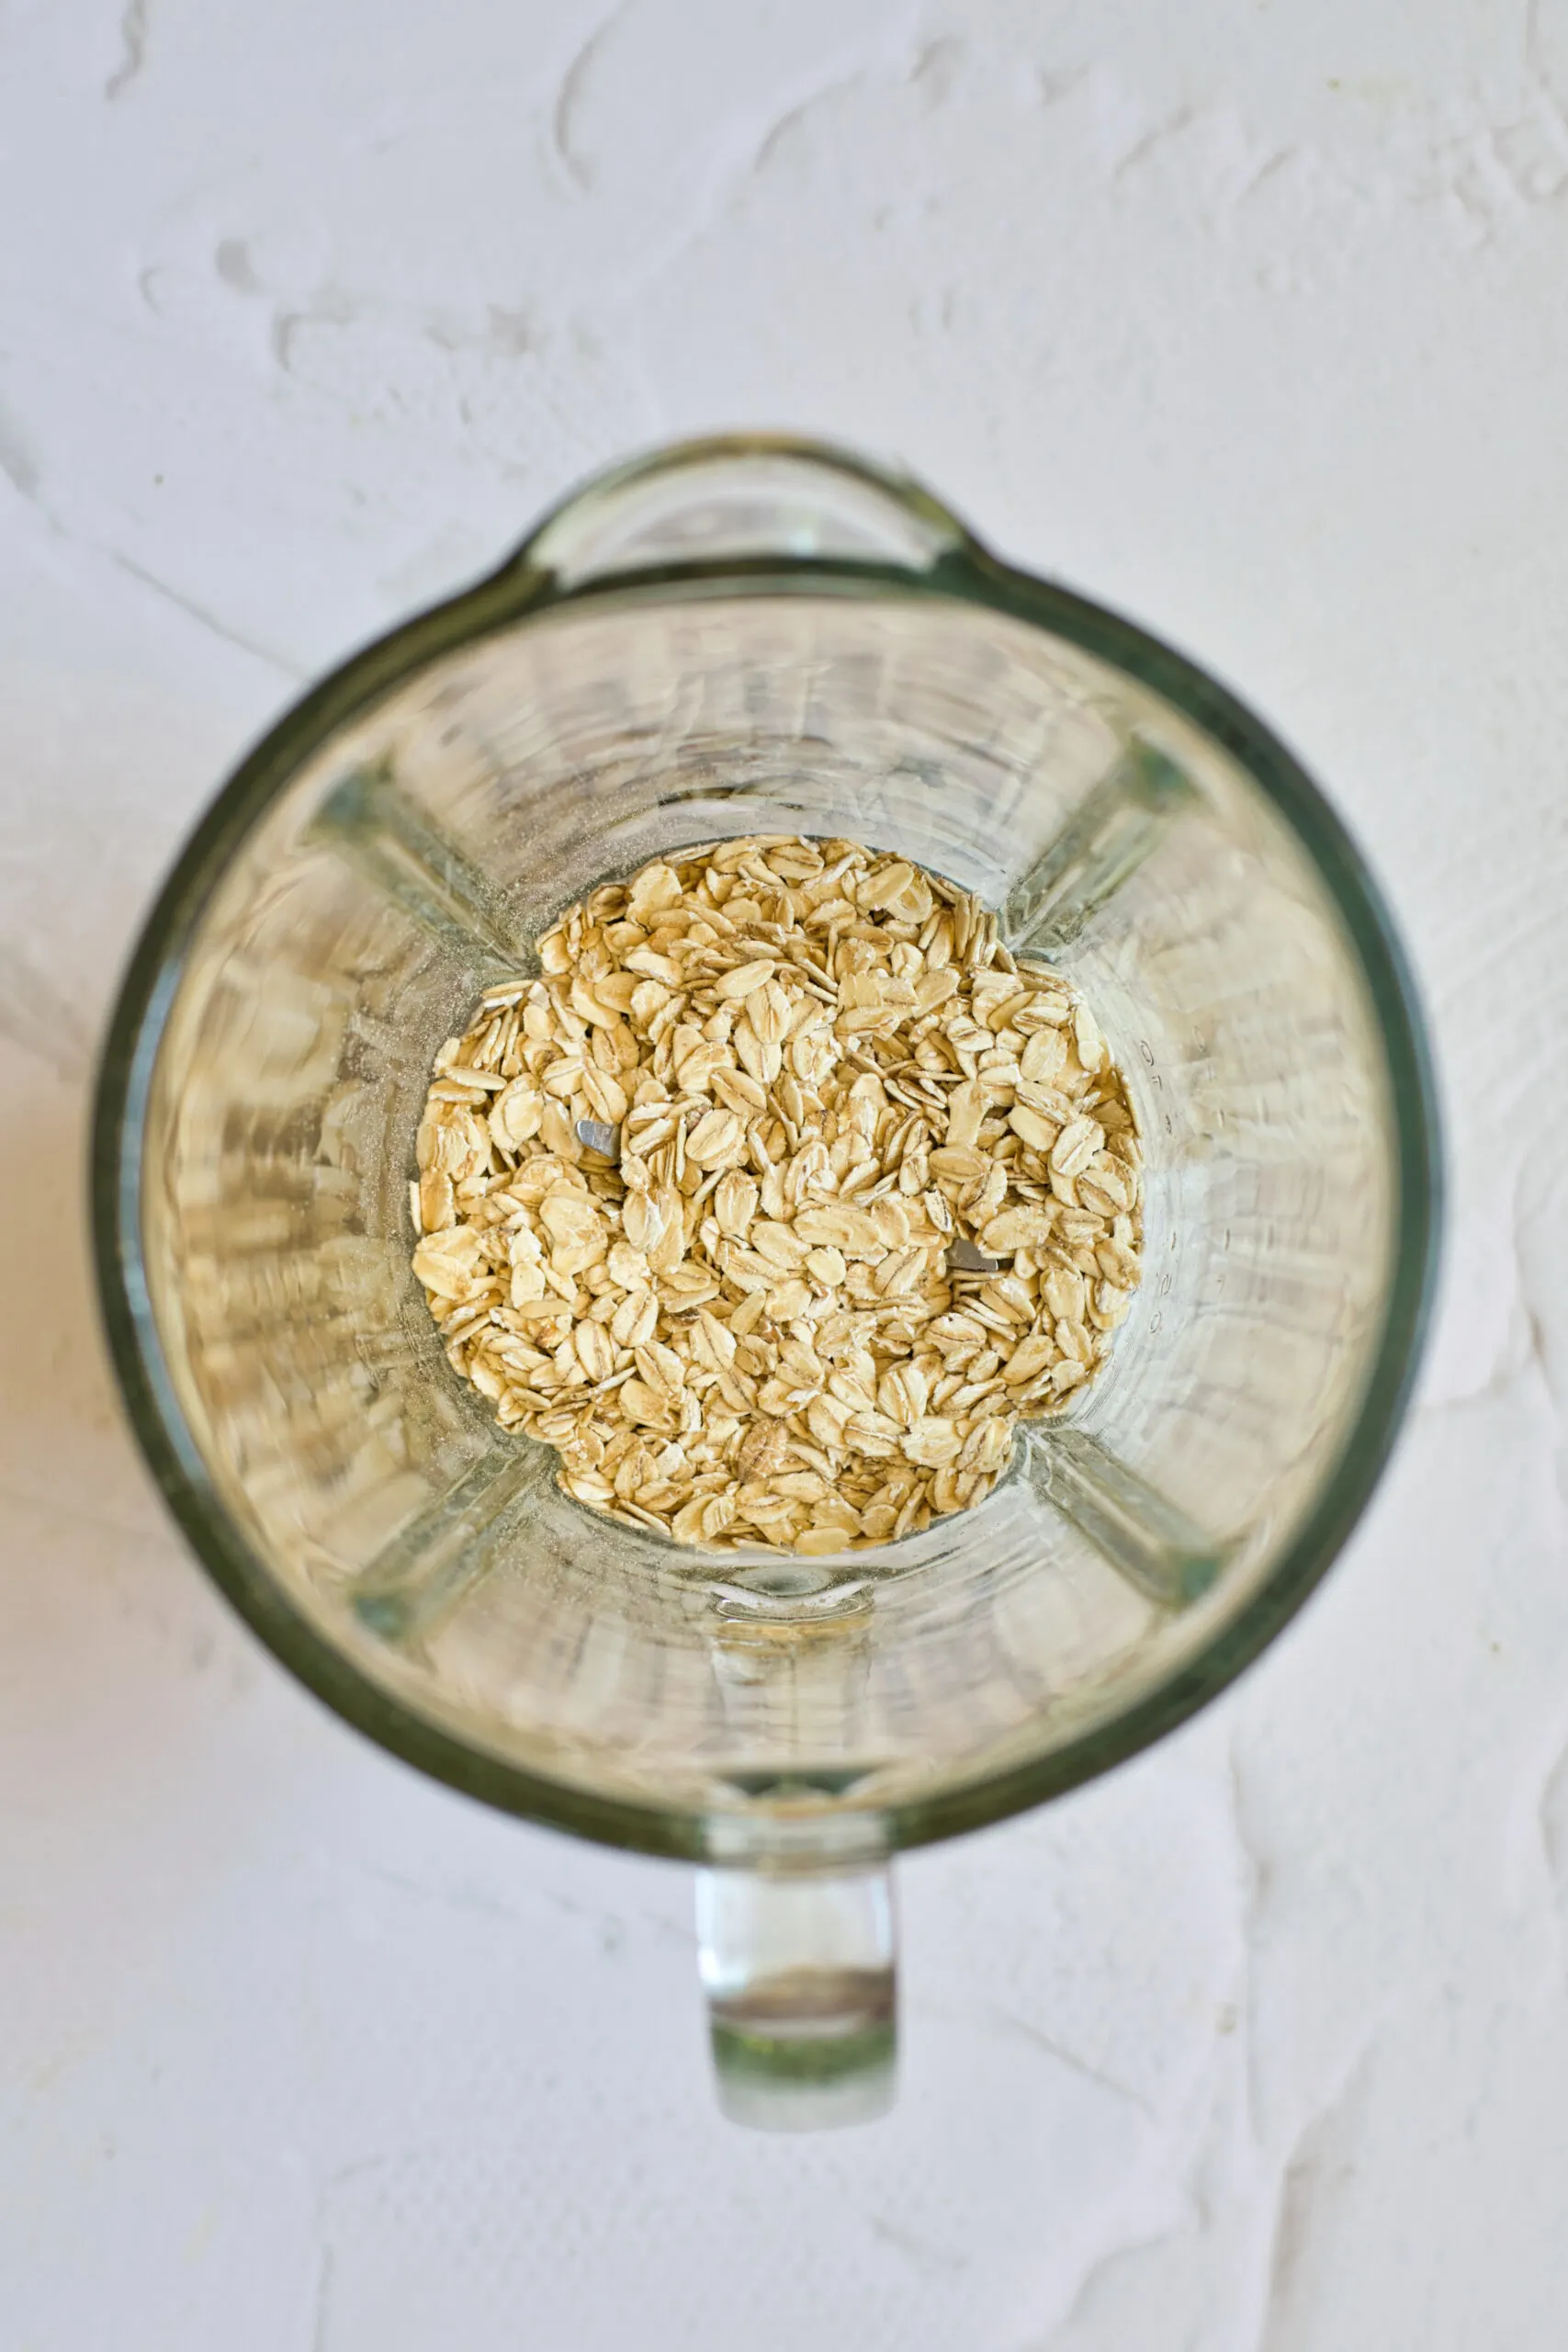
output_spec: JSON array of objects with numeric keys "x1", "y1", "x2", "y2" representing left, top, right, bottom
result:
[{"x1": 410, "y1": 837, "x2": 1144, "y2": 1554}]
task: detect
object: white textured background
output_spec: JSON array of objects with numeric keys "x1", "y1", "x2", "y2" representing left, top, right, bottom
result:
[{"x1": 4, "y1": 5, "x2": 1568, "y2": 2346}]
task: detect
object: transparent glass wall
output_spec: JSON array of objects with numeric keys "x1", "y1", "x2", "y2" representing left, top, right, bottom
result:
[{"x1": 135, "y1": 585, "x2": 1399, "y2": 1828}]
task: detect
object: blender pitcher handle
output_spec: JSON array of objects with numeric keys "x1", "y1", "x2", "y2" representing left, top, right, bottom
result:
[
  {"x1": 695, "y1": 1837, "x2": 897, "y2": 2131},
  {"x1": 507, "y1": 433, "x2": 972, "y2": 592}
]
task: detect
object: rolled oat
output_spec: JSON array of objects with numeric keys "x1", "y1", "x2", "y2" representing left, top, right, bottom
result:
[{"x1": 410, "y1": 837, "x2": 1144, "y2": 1554}]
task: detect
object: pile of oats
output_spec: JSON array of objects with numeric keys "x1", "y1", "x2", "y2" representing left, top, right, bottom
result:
[{"x1": 410, "y1": 837, "x2": 1143, "y2": 1555}]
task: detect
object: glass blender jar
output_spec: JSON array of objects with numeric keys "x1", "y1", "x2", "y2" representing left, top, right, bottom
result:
[{"x1": 93, "y1": 436, "x2": 1439, "y2": 2126}]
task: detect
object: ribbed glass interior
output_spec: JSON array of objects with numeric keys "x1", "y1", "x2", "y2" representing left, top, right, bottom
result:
[{"x1": 139, "y1": 589, "x2": 1394, "y2": 1818}]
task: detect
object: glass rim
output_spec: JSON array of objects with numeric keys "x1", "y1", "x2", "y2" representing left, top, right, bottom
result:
[{"x1": 90, "y1": 461, "x2": 1442, "y2": 1862}]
